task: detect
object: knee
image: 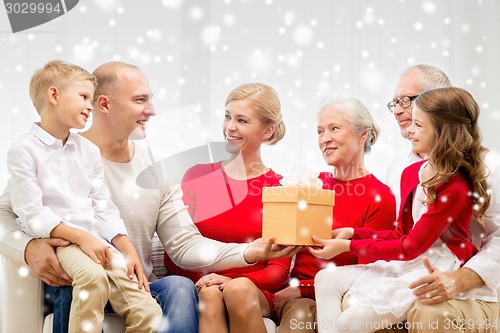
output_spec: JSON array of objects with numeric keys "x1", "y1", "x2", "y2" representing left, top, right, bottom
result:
[
  {"x1": 141, "y1": 301, "x2": 163, "y2": 331},
  {"x1": 198, "y1": 285, "x2": 224, "y2": 317},
  {"x1": 154, "y1": 275, "x2": 196, "y2": 298},
  {"x1": 407, "y1": 301, "x2": 447, "y2": 332},
  {"x1": 222, "y1": 277, "x2": 259, "y2": 305},
  {"x1": 408, "y1": 301, "x2": 445, "y2": 322},
  {"x1": 314, "y1": 268, "x2": 335, "y2": 294},
  {"x1": 281, "y1": 298, "x2": 316, "y2": 324},
  {"x1": 73, "y1": 265, "x2": 108, "y2": 290}
]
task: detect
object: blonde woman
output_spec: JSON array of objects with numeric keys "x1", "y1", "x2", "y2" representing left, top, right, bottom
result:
[{"x1": 164, "y1": 83, "x2": 291, "y2": 333}]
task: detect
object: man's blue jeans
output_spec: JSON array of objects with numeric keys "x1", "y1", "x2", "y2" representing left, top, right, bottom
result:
[{"x1": 45, "y1": 275, "x2": 199, "y2": 333}]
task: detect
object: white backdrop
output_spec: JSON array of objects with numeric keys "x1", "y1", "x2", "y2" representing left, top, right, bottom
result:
[
  {"x1": 1, "y1": 0, "x2": 500, "y2": 327},
  {"x1": 1, "y1": 0, "x2": 500, "y2": 189}
]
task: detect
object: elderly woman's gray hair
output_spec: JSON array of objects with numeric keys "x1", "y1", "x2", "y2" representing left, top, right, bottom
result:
[{"x1": 318, "y1": 96, "x2": 380, "y2": 153}]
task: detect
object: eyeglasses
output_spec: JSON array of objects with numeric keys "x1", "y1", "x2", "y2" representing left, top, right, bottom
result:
[{"x1": 387, "y1": 95, "x2": 419, "y2": 113}]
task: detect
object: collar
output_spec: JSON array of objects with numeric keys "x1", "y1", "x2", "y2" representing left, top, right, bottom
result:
[{"x1": 30, "y1": 122, "x2": 76, "y2": 146}]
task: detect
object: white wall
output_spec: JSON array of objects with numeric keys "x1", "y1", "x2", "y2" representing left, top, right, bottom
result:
[
  {"x1": 1, "y1": 0, "x2": 500, "y2": 328},
  {"x1": 1, "y1": 0, "x2": 500, "y2": 191}
]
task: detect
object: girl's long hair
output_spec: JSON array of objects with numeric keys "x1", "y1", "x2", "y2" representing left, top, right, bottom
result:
[{"x1": 415, "y1": 87, "x2": 490, "y2": 227}]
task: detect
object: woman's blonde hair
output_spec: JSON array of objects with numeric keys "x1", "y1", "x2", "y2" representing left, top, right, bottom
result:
[
  {"x1": 415, "y1": 87, "x2": 490, "y2": 226},
  {"x1": 29, "y1": 60, "x2": 97, "y2": 112},
  {"x1": 225, "y1": 83, "x2": 285, "y2": 145}
]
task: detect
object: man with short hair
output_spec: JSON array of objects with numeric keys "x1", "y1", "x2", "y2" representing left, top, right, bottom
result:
[{"x1": 0, "y1": 61, "x2": 297, "y2": 333}]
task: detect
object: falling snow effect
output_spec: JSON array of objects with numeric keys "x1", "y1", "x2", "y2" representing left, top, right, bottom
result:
[
  {"x1": 78, "y1": 290, "x2": 90, "y2": 301},
  {"x1": 0, "y1": 1, "x2": 497, "y2": 183},
  {"x1": 0, "y1": 0, "x2": 500, "y2": 330}
]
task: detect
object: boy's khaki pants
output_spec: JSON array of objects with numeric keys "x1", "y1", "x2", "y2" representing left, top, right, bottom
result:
[{"x1": 57, "y1": 244, "x2": 162, "y2": 333}]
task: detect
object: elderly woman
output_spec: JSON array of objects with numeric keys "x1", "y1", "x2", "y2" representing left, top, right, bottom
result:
[{"x1": 274, "y1": 96, "x2": 396, "y2": 333}]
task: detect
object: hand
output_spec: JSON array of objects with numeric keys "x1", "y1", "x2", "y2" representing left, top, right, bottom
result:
[
  {"x1": 273, "y1": 286, "x2": 301, "y2": 322},
  {"x1": 308, "y1": 236, "x2": 350, "y2": 260},
  {"x1": 195, "y1": 273, "x2": 232, "y2": 291},
  {"x1": 125, "y1": 252, "x2": 150, "y2": 292},
  {"x1": 409, "y1": 257, "x2": 482, "y2": 305},
  {"x1": 244, "y1": 238, "x2": 303, "y2": 263},
  {"x1": 78, "y1": 235, "x2": 113, "y2": 268},
  {"x1": 111, "y1": 234, "x2": 149, "y2": 291},
  {"x1": 25, "y1": 238, "x2": 72, "y2": 286},
  {"x1": 332, "y1": 227, "x2": 354, "y2": 239}
]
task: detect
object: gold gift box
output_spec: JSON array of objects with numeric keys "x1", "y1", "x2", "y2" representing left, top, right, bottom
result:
[{"x1": 262, "y1": 186, "x2": 335, "y2": 245}]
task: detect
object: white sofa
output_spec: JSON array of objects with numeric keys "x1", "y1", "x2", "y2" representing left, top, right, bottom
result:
[
  {"x1": 1, "y1": 253, "x2": 131, "y2": 333},
  {"x1": 1, "y1": 255, "x2": 278, "y2": 333}
]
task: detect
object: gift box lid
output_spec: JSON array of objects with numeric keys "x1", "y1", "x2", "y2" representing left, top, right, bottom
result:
[{"x1": 262, "y1": 186, "x2": 334, "y2": 206}]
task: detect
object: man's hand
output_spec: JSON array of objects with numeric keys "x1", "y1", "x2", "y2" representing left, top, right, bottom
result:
[
  {"x1": 113, "y1": 234, "x2": 149, "y2": 291},
  {"x1": 243, "y1": 238, "x2": 302, "y2": 264},
  {"x1": 273, "y1": 286, "x2": 301, "y2": 322},
  {"x1": 25, "y1": 238, "x2": 72, "y2": 286},
  {"x1": 409, "y1": 257, "x2": 485, "y2": 305}
]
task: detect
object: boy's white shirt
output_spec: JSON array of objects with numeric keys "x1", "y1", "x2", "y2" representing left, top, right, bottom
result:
[{"x1": 7, "y1": 123, "x2": 127, "y2": 242}]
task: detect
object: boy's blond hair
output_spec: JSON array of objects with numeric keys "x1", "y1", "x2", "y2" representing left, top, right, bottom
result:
[{"x1": 29, "y1": 60, "x2": 97, "y2": 112}]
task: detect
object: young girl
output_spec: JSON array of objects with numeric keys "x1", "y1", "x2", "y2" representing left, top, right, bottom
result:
[{"x1": 310, "y1": 87, "x2": 490, "y2": 333}]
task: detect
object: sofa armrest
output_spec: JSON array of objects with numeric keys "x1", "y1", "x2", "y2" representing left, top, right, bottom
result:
[
  {"x1": 2, "y1": 255, "x2": 44, "y2": 333},
  {"x1": 0, "y1": 249, "x2": 282, "y2": 333}
]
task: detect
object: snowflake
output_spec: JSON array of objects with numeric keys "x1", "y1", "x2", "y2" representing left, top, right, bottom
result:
[
  {"x1": 293, "y1": 25, "x2": 313, "y2": 45},
  {"x1": 18, "y1": 266, "x2": 29, "y2": 278},
  {"x1": 146, "y1": 30, "x2": 163, "y2": 41},
  {"x1": 81, "y1": 320, "x2": 94, "y2": 332},
  {"x1": 248, "y1": 50, "x2": 270, "y2": 71},
  {"x1": 79, "y1": 290, "x2": 90, "y2": 301},
  {"x1": 283, "y1": 11, "x2": 295, "y2": 26},
  {"x1": 93, "y1": 0, "x2": 118, "y2": 12},
  {"x1": 421, "y1": 1, "x2": 437, "y2": 15},
  {"x1": 155, "y1": 316, "x2": 171, "y2": 332},
  {"x1": 190, "y1": 7, "x2": 203, "y2": 20},
  {"x1": 201, "y1": 25, "x2": 221, "y2": 45},
  {"x1": 73, "y1": 40, "x2": 96, "y2": 63},
  {"x1": 162, "y1": 0, "x2": 183, "y2": 9},
  {"x1": 298, "y1": 200, "x2": 308, "y2": 210},
  {"x1": 325, "y1": 262, "x2": 336, "y2": 271},
  {"x1": 223, "y1": 14, "x2": 235, "y2": 26}
]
